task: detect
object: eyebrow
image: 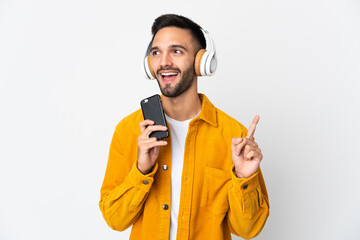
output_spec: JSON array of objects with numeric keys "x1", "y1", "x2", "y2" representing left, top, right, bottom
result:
[{"x1": 150, "y1": 44, "x2": 188, "y2": 52}]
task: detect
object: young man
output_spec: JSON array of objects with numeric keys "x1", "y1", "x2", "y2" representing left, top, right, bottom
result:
[{"x1": 99, "y1": 14, "x2": 269, "y2": 240}]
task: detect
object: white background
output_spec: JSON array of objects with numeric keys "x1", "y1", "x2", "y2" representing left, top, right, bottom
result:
[{"x1": 1, "y1": 0, "x2": 359, "y2": 239}]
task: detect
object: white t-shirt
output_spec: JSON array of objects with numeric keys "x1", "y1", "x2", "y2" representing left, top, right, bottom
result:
[{"x1": 165, "y1": 114, "x2": 195, "y2": 240}]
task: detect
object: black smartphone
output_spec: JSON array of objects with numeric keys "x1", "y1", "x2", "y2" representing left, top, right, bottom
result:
[{"x1": 140, "y1": 94, "x2": 169, "y2": 140}]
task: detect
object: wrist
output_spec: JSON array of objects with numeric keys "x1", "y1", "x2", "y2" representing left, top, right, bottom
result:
[
  {"x1": 137, "y1": 163, "x2": 152, "y2": 175},
  {"x1": 233, "y1": 166, "x2": 243, "y2": 178},
  {"x1": 234, "y1": 166, "x2": 257, "y2": 179},
  {"x1": 235, "y1": 171, "x2": 245, "y2": 178}
]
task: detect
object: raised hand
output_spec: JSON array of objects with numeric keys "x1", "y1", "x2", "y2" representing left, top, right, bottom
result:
[
  {"x1": 231, "y1": 115, "x2": 263, "y2": 178},
  {"x1": 137, "y1": 120, "x2": 168, "y2": 175}
]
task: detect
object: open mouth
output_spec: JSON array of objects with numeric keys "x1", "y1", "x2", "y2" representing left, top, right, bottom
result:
[{"x1": 160, "y1": 71, "x2": 179, "y2": 83}]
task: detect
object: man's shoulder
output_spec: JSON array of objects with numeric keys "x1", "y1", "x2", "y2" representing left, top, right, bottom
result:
[
  {"x1": 215, "y1": 107, "x2": 248, "y2": 133},
  {"x1": 115, "y1": 108, "x2": 143, "y2": 132},
  {"x1": 201, "y1": 94, "x2": 248, "y2": 135}
]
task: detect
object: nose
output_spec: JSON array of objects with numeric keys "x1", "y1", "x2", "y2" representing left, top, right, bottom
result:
[{"x1": 160, "y1": 52, "x2": 173, "y2": 68}]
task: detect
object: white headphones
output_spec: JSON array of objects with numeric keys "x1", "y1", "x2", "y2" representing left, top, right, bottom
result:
[{"x1": 143, "y1": 27, "x2": 217, "y2": 80}]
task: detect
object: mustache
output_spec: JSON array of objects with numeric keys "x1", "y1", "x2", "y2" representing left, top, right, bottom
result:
[{"x1": 157, "y1": 67, "x2": 181, "y2": 75}]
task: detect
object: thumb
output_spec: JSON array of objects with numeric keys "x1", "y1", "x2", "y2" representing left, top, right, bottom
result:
[
  {"x1": 232, "y1": 138, "x2": 246, "y2": 156},
  {"x1": 235, "y1": 138, "x2": 248, "y2": 156}
]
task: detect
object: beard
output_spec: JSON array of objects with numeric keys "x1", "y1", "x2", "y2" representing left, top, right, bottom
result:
[{"x1": 156, "y1": 64, "x2": 196, "y2": 98}]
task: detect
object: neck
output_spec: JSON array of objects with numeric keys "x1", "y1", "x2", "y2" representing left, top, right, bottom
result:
[{"x1": 162, "y1": 79, "x2": 202, "y2": 121}]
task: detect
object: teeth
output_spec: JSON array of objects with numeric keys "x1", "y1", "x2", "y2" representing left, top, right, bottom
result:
[{"x1": 161, "y1": 72, "x2": 178, "y2": 76}]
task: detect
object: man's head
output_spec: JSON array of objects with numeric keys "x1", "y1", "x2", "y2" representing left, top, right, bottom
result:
[{"x1": 149, "y1": 14, "x2": 206, "y2": 98}]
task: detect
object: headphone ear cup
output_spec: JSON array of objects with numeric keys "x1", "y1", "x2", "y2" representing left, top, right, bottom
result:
[
  {"x1": 147, "y1": 55, "x2": 156, "y2": 79},
  {"x1": 194, "y1": 49, "x2": 206, "y2": 76},
  {"x1": 205, "y1": 52, "x2": 217, "y2": 76},
  {"x1": 144, "y1": 55, "x2": 156, "y2": 79}
]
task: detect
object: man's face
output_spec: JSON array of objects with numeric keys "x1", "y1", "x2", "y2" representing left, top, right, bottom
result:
[{"x1": 150, "y1": 27, "x2": 199, "y2": 98}]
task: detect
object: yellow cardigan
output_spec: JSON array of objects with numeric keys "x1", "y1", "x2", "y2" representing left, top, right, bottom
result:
[{"x1": 99, "y1": 94, "x2": 269, "y2": 240}]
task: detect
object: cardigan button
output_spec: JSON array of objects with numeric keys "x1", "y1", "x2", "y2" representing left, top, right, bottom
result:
[
  {"x1": 142, "y1": 180, "x2": 149, "y2": 185},
  {"x1": 242, "y1": 184, "x2": 248, "y2": 190},
  {"x1": 162, "y1": 204, "x2": 169, "y2": 210},
  {"x1": 162, "y1": 165, "x2": 168, "y2": 171}
]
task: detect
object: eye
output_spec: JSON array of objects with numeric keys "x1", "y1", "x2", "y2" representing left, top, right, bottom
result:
[
  {"x1": 173, "y1": 49, "x2": 182, "y2": 54},
  {"x1": 151, "y1": 50, "x2": 160, "y2": 56}
]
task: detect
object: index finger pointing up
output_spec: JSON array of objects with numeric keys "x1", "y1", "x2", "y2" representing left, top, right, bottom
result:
[{"x1": 246, "y1": 115, "x2": 260, "y2": 139}]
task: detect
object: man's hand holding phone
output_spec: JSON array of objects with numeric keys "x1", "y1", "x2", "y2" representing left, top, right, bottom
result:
[{"x1": 137, "y1": 120, "x2": 168, "y2": 175}]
